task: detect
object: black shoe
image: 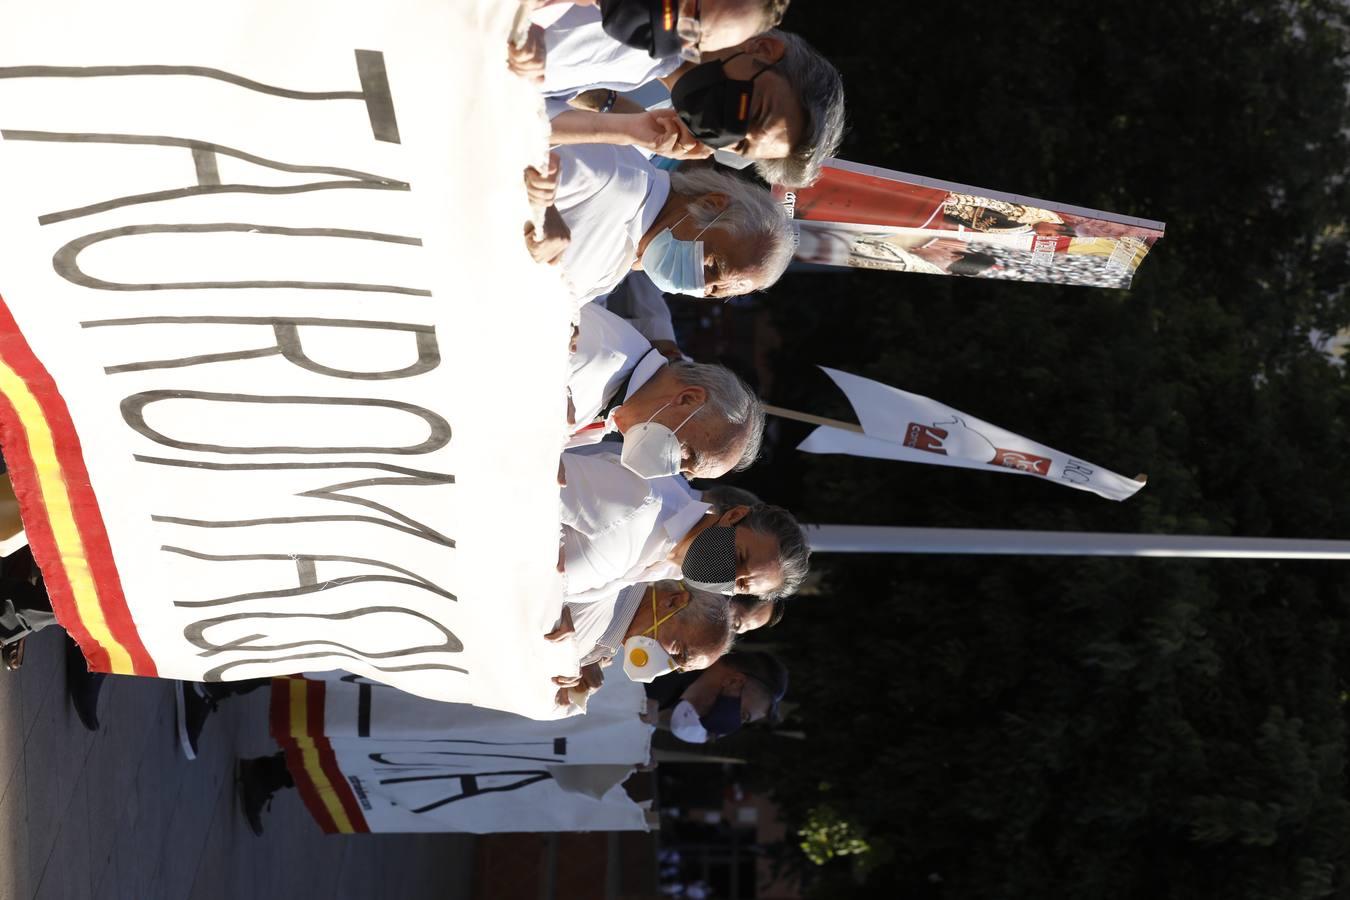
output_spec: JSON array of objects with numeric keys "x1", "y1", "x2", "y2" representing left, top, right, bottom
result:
[
  {"x1": 238, "y1": 756, "x2": 281, "y2": 836},
  {"x1": 65, "y1": 637, "x2": 105, "y2": 732},
  {"x1": 2, "y1": 637, "x2": 24, "y2": 671},
  {"x1": 175, "y1": 682, "x2": 219, "y2": 761}
]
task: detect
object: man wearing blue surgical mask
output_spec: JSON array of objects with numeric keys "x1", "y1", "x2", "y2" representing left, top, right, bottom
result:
[{"x1": 534, "y1": 145, "x2": 794, "y2": 303}]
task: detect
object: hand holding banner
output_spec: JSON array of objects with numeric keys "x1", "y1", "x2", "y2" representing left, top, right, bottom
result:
[{"x1": 0, "y1": 0, "x2": 577, "y2": 719}]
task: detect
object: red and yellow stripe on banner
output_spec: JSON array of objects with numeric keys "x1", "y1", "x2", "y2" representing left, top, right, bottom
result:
[
  {"x1": 269, "y1": 678, "x2": 370, "y2": 834},
  {"x1": 0, "y1": 296, "x2": 155, "y2": 675}
]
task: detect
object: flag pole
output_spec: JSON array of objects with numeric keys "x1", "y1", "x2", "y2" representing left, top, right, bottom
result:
[
  {"x1": 803, "y1": 525, "x2": 1350, "y2": 560},
  {"x1": 763, "y1": 404, "x2": 863, "y2": 434}
]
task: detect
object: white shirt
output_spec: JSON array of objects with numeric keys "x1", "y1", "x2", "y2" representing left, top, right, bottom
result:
[
  {"x1": 566, "y1": 582, "x2": 648, "y2": 668},
  {"x1": 555, "y1": 144, "x2": 670, "y2": 305},
  {"x1": 539, "y1": 5, "x2": 681, "y2": 102},
  {"x1": 560, "y1": 451, "x2": 660, "y2": 600},
  {"x1": 567, "y1": 317, "x2": 666, "y2": 450},
  {"x1": 563, "y1": 450, "x2": 713, "y2": 605},
  {"x1": 598, "y1": 271, "x2": 677, "y2": 344},
  {"x1": 567, "y1": 303, "x2": 660, "y2": 448}
]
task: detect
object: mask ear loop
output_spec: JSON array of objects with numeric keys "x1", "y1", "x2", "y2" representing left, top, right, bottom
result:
[
  {"x1": 686, "y1": 207, "x2": 729, "y2": 297},
  {"x1": 692, "y1": 207, "x2": 728, "y2": 241},
  {"x1": 641, "y1": 400, "x2": 673, "y2": 427},
  {"x1": 671, "y1": 398, "x2": 704, "y2": 433},
  {"x1": 646, "y1": 584, "x2": 689, "y2": 635}
]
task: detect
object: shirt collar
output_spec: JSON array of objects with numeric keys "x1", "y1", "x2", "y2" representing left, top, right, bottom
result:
[
  {"x1": 587, "y1": 583, "x2": 649, "y2": 664},
  {"x1": 623, "y1": 348, "x2": 667, "y2": 401},
  {"x1": 664, "y1": 498, "x2": 713, "y2": 546}
]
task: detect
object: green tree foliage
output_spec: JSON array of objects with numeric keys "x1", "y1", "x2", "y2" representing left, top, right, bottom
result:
[{"x1": 736, "y1": 2, "x2": 1350, "y2": 896}]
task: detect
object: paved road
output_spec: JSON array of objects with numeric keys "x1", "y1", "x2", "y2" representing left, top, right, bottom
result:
[{"x1": 0, "y1": 628, "x2": 475, "y2": 900}]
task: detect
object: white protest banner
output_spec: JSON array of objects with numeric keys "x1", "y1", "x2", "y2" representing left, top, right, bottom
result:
[
  {"x1": 277, "y1": 672, "x2": 653, "y2": 759},
  {"x1": 271, "y1": 676, "x2": 654, "y2": 833},
  {"x1": 798, "y1": 368, "x2": 1146, "y2": 501},
  {"x1": 0, "y1": 0, "x2": 578, "y2": 718}
]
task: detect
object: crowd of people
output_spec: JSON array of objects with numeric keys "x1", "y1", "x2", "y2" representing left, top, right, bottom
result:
[
  {"x1": 510, "y1": 0, "x2": 845, "y2": 715},
  {"x1": 0, "y1": 0, "x2": 847, "y2": 833}
]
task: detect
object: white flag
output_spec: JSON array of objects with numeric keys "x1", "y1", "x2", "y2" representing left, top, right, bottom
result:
[{"x1": 798, "y1": 368, "x2": 1145, "y2": 501}]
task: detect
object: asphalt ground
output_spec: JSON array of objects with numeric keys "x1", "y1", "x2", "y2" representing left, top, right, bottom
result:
[{"x1": 0, "y1": 627, "x2": 475, "y2": 900}]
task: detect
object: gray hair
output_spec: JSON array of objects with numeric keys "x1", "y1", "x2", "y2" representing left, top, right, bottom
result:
[
  {"x1": 702, "y1": 484, "x2": 764, "y2": 513},
  {"x1": 752, "y1": 30, "x2": 846, "y2": 189},
  {"x1": 655, "y1": 580, "x2": 736, "y2": 665},
  {"x1": 668, "y1": 167, "x2": 794, "y2": 292},
  {"x1": 741, "y1": 504, "x2": 810, "y2": 600},
  {"x1": 666, "y1": 360, "x2": 765, "y2": 471}
]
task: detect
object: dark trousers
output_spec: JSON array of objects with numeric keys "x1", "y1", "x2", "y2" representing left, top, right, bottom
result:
[{"x1": 0, "y1": 550, "x2": 54, "y2": 645}]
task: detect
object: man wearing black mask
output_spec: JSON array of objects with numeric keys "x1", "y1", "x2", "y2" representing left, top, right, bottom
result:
[
  {"x1": 548, "y1": 28, "x2": 845, "y2": 189},
  {"x1": 533, "y1": 0, "x2": 788, "y2": 101}
]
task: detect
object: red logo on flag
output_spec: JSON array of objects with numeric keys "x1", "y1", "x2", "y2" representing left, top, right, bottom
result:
[
  {"x1": 990, "y1": 449, "x2": 1051, "y2": 475},
  {"x1": 903, "y1": 423, "x2": 949, "y2": 455}
]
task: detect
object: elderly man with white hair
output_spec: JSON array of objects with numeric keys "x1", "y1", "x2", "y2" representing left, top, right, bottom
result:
[
  {"x1": 528, "y1": 145, "x2": 794, "y2": 304},
  {"x1": 567, "y1": 303, "x2": 762, "y2": 475},
  {"x1": 549, "y1": 578, "x2": 735, "y2": 707}
]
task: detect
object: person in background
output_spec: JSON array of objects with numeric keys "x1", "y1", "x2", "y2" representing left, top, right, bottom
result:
[
  {"x1": 644, "y1": 650, "x2": 787, "y2": 742},
  {"x1": 0, "y1": 544, "x2": 108, "y2": 731},
  {"x1": 730, "y1": 593, "x2": 783, "y2": 633}
]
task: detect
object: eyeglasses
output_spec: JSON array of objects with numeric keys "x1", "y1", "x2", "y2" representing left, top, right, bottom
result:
[{"x1": 676, "y1": 0, "x2": 702, "y2": 63}]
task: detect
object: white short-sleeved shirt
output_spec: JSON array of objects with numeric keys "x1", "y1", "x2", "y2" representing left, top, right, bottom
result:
[
  {"x1": 555, "y1": 144, "x2": 671, "y2": 305},
  {"x1": 567, "y1": 303, "x2": 657, "y2": 447},
  {"x1": 598, "y1": 271, "x2": 677, "y2": 344},
  {"x1": 566, "y1": 582, "x2": 648, "y2": 668},
  {"x1": 560, "y1": 451, "x2": 661, "y2": 599},
  {"x1": 561, "y1": 449, "x2": 711, "y2": 605},
  {"x1": 539, "y1": 5, "x2": 681, "y2": 102},
  {"x1": 568, "y1": 311, "x2": 668, "y2": 449}
]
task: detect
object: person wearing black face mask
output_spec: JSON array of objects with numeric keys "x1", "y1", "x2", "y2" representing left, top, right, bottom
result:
[
  {"x1": 644, "y1": 650, "x2": 788, "y2": 743},
  {"x1": 666, "y1": 50, "x2": 775, "y2": 149},
  {"x1": 534, "y1": 0, "x2": 784, "y2": 100},
  {"x1": 530, "y1": 0, "x2": 799, "y2": 162}
]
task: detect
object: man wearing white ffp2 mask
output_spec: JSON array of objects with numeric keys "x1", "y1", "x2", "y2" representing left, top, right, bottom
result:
[
  {"x1": 549, "y1": 580, "x2": 734, "y2": 707},
  {"x1": 619, "y1": 399, "x2": 704, "y2": 479},
  {"x1": 567, "y1": 309, "x2": 765, "y2": 478}
]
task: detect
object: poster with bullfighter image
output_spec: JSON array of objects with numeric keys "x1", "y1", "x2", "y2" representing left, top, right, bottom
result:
[{"x1": 776, "y1": 159, "x2": 1165, "y2": 289}]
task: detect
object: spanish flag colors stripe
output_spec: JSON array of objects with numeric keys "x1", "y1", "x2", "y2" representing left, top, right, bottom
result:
[
  {"x1": 270, "y1": 678, "x2": 371, "y2": 834},
  {"x1": 0, "y1": 297, "x2": 154, "y2": 675}
]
